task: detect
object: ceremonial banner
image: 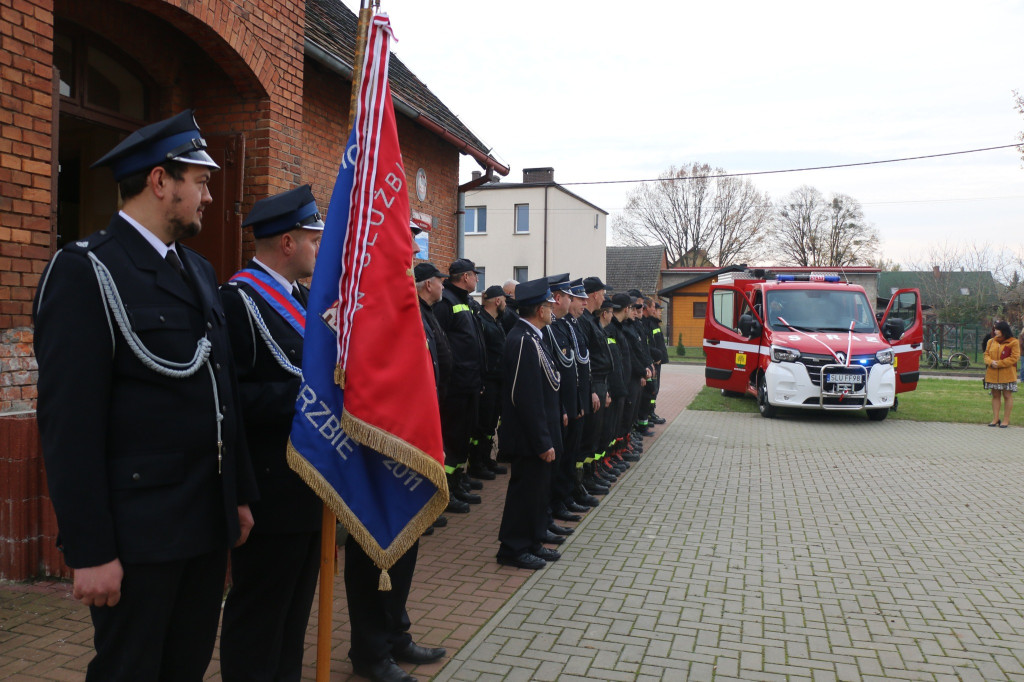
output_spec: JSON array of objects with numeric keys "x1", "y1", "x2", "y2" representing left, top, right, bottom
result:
[{"x1": 287, "y1": 13, "x2": 447, "y2": 588}]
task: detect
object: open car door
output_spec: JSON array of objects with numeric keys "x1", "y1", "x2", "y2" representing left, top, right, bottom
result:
[
  {"x1": 703, "y1": 285, "x2": 763, "y2": 394},
  {"x1": 879, "y1": 288, "x2": 923, "y2": 393}
]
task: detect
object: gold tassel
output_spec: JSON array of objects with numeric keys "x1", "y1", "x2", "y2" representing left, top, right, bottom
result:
[
  {"x1": 378, "y1": 568, "x2": 392, "y2": 591},
  {"x1": 335, "y1": 364, "x2": 345, "y2": 388}
]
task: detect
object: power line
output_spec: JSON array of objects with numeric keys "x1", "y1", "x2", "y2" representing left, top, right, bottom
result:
[{"x1": 557, "y1": 143, "x2": 1024, "y2": 187}]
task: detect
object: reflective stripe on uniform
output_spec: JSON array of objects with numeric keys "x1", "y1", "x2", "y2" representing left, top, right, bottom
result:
[
  {"x1": 607, "y1": 338, "x2": 616, "y2": 344},
  {"x1": 452, "y1": 304, "x2": 469, "y2": 313}
]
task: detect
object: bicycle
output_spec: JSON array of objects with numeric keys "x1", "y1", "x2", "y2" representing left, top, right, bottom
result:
[{"x1": 920, "y1": 349, "x2": 970, "y2": 369}]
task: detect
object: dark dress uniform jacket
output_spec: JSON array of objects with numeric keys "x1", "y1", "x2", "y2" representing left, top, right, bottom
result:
[
  {"x1": 220, "y1": 261, "x2": 321, "y2": 534},
  {"x1": 498, "y1": 320, "x2": 562, "y2": 459},
  {"x1": 33, "y1": 215, "x2": 258, "y2": 569},
  {"x1": 545, "y1": 320, "x2": 578, "y2": 421}
]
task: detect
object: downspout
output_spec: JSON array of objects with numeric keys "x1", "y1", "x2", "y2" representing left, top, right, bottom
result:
[{"x1": 543, "y1": 185, "x2": 549, "y2": 277}]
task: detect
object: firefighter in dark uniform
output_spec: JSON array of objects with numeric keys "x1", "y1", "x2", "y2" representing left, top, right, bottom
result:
[
  {"x1": 469, "y1": 285, "x2": 509, "y2": 480},
  {"x1": 576, "y1": 277, "x2": 614, "y2": 507},
  {"x1": 32, "y1": 110, "x2": 258, "y2": 681},
  {"x1": 496, "y1": 279, "x2": 563, "y2": 570},
  {"x1": 432, "y1": 258, "x2": 487, "y2": 512},
  {"x1": 219, "y1": 185, "x2": 325, "y2": 682},
  {"x1": 596, "y1": 296, "x2": 630, "y2": 492},
  {"x1": 648, "y1": 301, "x2": 669, "y2": 424}
]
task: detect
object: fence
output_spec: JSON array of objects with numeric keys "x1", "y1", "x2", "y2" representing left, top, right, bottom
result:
[{"x1": 922, "y1": 323, "x2": 989, "y2": 365}]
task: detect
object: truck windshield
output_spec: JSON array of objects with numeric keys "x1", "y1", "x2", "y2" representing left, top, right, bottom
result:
[{"x1": 764, "y1": 289, "x2": 878, "y2": 333}]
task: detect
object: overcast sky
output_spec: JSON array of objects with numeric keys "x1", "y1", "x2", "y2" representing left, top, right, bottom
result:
[{"x1": 354, "y1": 0, "x2": 1024, "y2": 266}]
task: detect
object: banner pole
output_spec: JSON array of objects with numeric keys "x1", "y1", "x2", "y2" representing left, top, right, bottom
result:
[{"x1": 315, "y1": 3, "x2": 373, "y2": 681}]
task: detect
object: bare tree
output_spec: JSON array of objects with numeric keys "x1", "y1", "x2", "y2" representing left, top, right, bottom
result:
[
  {"x1": 906, "y1": 241, "x2": 1006, "y2": 324},
  {"x1": 770, "y1": 186, "x2": 879, "y2": 266},
  {"x1": 612, "y1": 163, "x2": 771, "y2": 266},
  {"x1": 1015, "y1": 89, "x2": 1024, "y2": 165}
]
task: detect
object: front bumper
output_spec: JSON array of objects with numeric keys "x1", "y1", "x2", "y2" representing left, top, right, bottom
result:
[{"x1": 765, "y1": 361, "x2": 895, "y2": 411}]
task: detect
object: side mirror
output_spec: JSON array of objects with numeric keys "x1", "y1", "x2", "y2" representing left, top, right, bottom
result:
[
  {"x1": 739, "y1": 313, "x2": 762, "y2": 339},
  {"x1": 875, "y1": 312, "x2": 884, "y2": 322},
  {"x1": 882, "y1": 317, "x2": 905, "y2": 341}
]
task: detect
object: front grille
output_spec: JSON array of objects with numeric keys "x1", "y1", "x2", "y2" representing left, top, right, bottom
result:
[{"x1": 797, "y1": 353, "x2": 877, "y2": 386}]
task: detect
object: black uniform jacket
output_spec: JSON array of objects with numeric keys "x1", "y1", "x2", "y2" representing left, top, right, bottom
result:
[
  {"x1": 33, "y1": 215, "x2": 258, "y2": 568},
  {"x1": 432, "y1": 281, "x2": 485, "y2": 395},
  {"x1": 649, "y1": 316, "x2": 670, "y2": 364},
  {"x1": 579, "y1": 309, "x2": 612, "y2": 382},
  {"x1": 545, "y1": 319, "x2": 579, "y2": 419},
  {"x1": 477, "y1": 307, "x2": 506, "y2": 383},
  {"x1": 602, "y1": 318, "x2": 628, "y2": 399},
  {"x1": 419, "y1": 296, "x2": 452, "y2": 399},
  {"x1": 621, "y1": 318, "x2": 652, "y2": 379},
  {"x1": 498, "y1": 320, "x2": 562, "y2": 459},
  {"x1": 220, "y1": 261, "x2": 321, "y2": 534}
]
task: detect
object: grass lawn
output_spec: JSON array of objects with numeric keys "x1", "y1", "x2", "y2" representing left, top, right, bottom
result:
[{"x1": 688, "y1": 378, "x2": 1003, "y2": 425}]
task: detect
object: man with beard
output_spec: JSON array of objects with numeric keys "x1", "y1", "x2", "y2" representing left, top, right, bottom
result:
[{"x1": 33, "y1": 110, "x2": 257, "y2": 680}]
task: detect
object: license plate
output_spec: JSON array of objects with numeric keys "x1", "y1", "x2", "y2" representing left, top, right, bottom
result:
[{"x1": 826, "y1": 373, "x2": 863, "y2": 384}]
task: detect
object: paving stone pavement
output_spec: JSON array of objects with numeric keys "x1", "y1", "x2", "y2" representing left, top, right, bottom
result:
[
  {"x1": 6, "y1": 364, "x2": 1024, "y2": 681},
  {"x1": 437, "y1": 365, "x2": 1024, "y2": 682}
]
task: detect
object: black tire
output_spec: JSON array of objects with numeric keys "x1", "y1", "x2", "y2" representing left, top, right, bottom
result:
[
  {"x1": 757, "y1": 374, "x2": 776, "y2": 418},
  {"x1": 867, "y1": 408, "x2": 889, "y2": 421},
  {"x1": 949, "y1": 352, "x2": 970, "y2": 369}
]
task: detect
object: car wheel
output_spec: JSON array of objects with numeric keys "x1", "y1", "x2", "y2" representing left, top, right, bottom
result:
[
  {"x1": 757, "y1": 374, "x2": 776, "y2": 418},
  {"x1": 867, "y1": 408, "x2": 889, "y2": 421}
]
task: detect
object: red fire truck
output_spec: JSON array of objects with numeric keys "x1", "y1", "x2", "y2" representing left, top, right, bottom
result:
[{"x1": 703, "y1": 270, "x2": 923, "y2": 420}]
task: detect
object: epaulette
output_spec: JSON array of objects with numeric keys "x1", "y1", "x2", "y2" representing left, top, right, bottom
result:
[{"x1": 59, "y1": 228, "x2": 114, "y2": 256}]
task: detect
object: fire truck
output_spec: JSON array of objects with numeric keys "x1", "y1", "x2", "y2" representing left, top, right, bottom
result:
[{"x1": 703, "y1": 270, "x2": 923, "y2": 420}]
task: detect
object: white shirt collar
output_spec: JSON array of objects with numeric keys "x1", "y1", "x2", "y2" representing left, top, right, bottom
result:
[
  {"x1": 252, "y1": 257, "x2": 294, "y2": 292},
  {"x1": 523, "y1": 318, "x2": 543, "y2": 337},
  {"x1": 120, "y1": 210, "x2": 175, "y2": 258}
]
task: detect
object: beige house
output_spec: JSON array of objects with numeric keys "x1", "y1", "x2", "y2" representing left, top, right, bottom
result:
[{"x1": 461, "y1": 168, "x2": 607, "y2": 290}]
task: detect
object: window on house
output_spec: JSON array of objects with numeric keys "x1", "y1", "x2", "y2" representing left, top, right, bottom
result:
[
  {"x1": 465, "y1": 206, "x2": 486, "y2": 234},
  {"x1": 693, "y1": 301, "x2": 707, "y2": 319},
  {"x1": 475, "y1": 267, "x2": 486, "y2": 294},
  {"x1": 513, "y1": 266, "x2": 529, "y2": 282},
  {"x1": 514, "y1": 204, "x2": 530, "y2": 233}
]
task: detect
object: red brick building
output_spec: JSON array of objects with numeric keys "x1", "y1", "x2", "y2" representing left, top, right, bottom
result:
[{"x1": 0, "y1": 0, "x2": 507, "y2": 579}]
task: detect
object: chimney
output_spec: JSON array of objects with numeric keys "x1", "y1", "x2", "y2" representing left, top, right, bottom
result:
[
  {"x1": 933, "y1": 266, "x2": 940, "y2": 277},
  {"x1": 471, "y1": 171, "x2": 482, "y2": 180},
  {"x1": 523, "y1": 167, "x2": 555, "y2": 184}
]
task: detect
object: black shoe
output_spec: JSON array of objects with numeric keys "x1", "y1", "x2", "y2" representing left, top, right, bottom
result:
[
  {"x1": 574, "y1": 490, "x2": 600, "y2": 507},
  {"x1": 351, "y1": 657, "x2": 415, "y2": 682},
  {"x1": 548, "y1": 523, "x2": 574, "y2": 536},
  {"x1": 422, "y1": 526, "x2": 434, "y2": 536},
  {"x1": 432, "y1": 515, "x2": 448, "y2": 528},
  {"x1": 497, "y1": 552, "x2": 546, "y2": 570},
  {"x1": 462, "y1": 476, "x2": 483, "y2": 491},
  {"x1": 565, "y1": 499, "x2": 589, "y2": 513},
  {"x1": 622, "y1": 452, "x2": 640, "y2": 462},
  {"x1": 486, "y1": 459, "x2": 508, "y2": 475},
  {"x1": 453, "y1": 488, "x2": 481, "y2": 504},
  {"x1": 584, "y1": 480, "x2": 609, "y2": 496},
  {"x1": 467, "y1": 465, "x2": 496, "y2": 481},
  {"x1": 445, "y1": 497, "x2": 470, "y2": 514},
  {"x1": 540, "y1": 531, "x2": 564, "y2": 545},
  {"x1": 637, "y1": 427, "x2": 655, "y2": 437},
  {"x1": 393, "y1": 641, "x2": 447, "y2": 664},
  {"x1": 533, "y1": 546, "x2": 561, "y2": 562},
  {"x1": 552, "y1": 508, "x2": 581, "y2": 522},
  {"x1": 651, "y1": 413, "x2": 666, "y2": 424}
]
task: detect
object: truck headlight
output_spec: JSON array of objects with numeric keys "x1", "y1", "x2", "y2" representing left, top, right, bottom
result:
[
  {"x1": 771, "y1": 345, "x2": 801, "y2": 363},
  {"x1": 875, "y1": 349, "x2": 894, "y2": 365}
]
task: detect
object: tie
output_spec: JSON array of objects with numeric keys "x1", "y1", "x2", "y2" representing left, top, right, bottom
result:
[
  {"x1": 165, "y1": 250, "x2": 189, "y2": 282},
  {"x1": 292, "y1": 284, "x2": 308, "y2": 307}
]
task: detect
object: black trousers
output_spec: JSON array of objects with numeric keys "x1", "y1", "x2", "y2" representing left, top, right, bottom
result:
[
  {"x1": 221, "y1": 530, "x2": 321, "y2": 682},
  {"x1": 621, "y1": 379, "x2": 643, "y2": 437},
  {"x1": 580, "y1": 379, "x2": 608, "y2": 459},
  {"x1": 602, "y1": 396, "x2": 625, "y2": 453},
  {"x1": 87, "y1": 548, "x2": 227, "y2": 682},
  {"x1": 638, "y1": 376, "x2": 657, "y2": 422},
  {"x1": 497, "y1": 453, "x2": 552, "y2": 557},
  {"x1": 552, "y1": 416, "x2": 583, "y2": 502},
  {"x1": 469, "y1": 380, "x2": 501, "y2": 468},
  {"x1": 440, "y1": 391, "x2": 479, "y2": 470},
  {"x1": 345, "y1": 536, "x2": 419, "y2": 666}
]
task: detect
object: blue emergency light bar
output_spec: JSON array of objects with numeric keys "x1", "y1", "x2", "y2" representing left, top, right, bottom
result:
[{"x1": 776, "y1": 274, "x2": 841, "y2": 282}]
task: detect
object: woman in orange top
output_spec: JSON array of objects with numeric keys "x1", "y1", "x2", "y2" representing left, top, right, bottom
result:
[{"x1": 984, "y1": 320, "x2": 1020, "y2": 427}]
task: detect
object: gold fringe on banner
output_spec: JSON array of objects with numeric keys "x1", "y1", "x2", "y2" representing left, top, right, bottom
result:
[
  {"x1": 379, "y1": 569, "x2": 392, "y2": 591},
  {"x1": 334, "y1": 364, "x2": 345, "y2": 388},
  {"x1": 287, "y1": 437, "x2": 449, "y2": 591}
]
